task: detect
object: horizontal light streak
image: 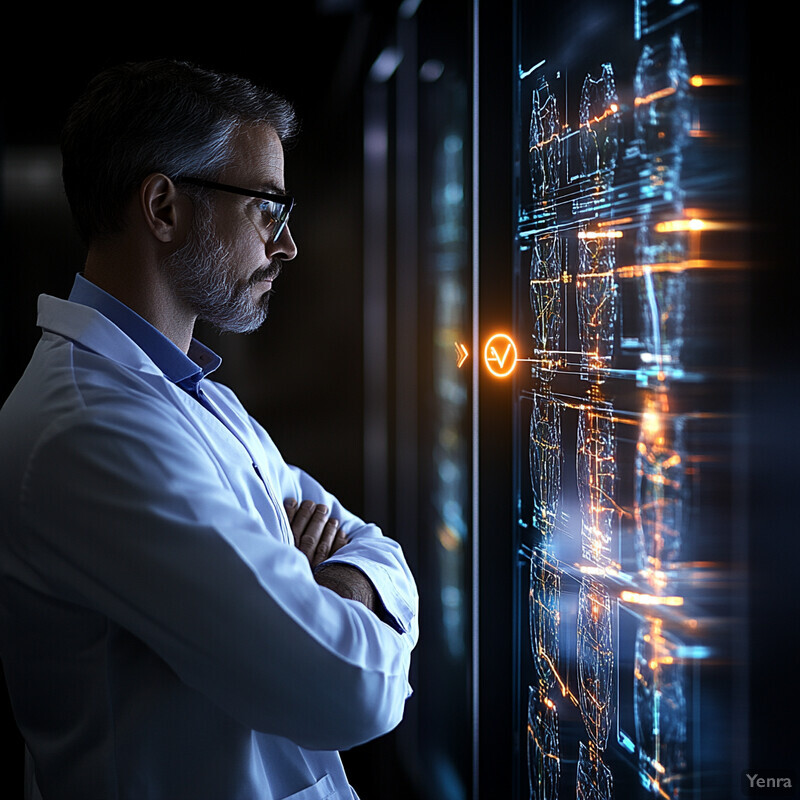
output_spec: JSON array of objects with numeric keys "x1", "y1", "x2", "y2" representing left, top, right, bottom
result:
[
  {"x1": 689, "y1": 74, "x2": 736, "y2": 87},
  {"x1": 578, "y1": 229, "x2": 623, "y2": 240},
  {"x1": 620, "y1": 590, "x2": 684, "y2": 606},
  {"x1": 634, "y1": 86, "x2": 676, "y2": 106},
  {"x1": 616, "y1": 259, "x2": 747, "y2": 277},
  {"x1": 654, "y1": 218, "x2": 705, "y2": 232}
]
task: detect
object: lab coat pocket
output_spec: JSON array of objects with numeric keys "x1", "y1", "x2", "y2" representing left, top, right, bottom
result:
[{"x1": 282, "y1": 773, "x2": 337, "y2": 800}]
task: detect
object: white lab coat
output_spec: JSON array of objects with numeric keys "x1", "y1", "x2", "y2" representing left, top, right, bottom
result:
[{"x1": 0, "y1": 292, "x2": 418, "y2": 799}]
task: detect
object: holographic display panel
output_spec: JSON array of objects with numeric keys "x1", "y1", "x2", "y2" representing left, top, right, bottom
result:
[{"x1": 514, "y1": 1, "x2": 746, "y2": 798}]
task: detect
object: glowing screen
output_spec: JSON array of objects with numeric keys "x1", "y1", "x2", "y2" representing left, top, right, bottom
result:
[{"x1": 514, "y1": 0, "x2": 746, "y2": 797}]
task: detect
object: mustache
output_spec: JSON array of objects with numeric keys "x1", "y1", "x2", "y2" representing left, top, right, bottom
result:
[{"x1": 249, "y1": 259, "x2": 282, "y2": 286}]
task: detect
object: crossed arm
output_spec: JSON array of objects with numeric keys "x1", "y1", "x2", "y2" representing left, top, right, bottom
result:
[{"x1": 284, "y1": 498, "x2": 380, "y2": 614}]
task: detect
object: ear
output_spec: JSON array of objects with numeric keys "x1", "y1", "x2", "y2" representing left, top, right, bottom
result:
[{"x1": 139, "y1": 173, "x2": 191, "y2": 244}]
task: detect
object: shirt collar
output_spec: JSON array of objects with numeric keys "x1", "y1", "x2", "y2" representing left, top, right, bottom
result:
[{"x1": 68, "y1": 274, "x2": 222, "y2": 390}]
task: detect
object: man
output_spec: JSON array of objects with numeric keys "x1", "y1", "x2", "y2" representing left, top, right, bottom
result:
[{"x1": 0, "y1": 60, "x2": 418, "y2": 799}]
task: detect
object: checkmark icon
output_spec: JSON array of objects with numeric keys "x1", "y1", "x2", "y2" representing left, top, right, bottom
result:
[
  {"x1": 484, "y1": 333, "x2": 518, "y2": 377},
  {"x1": 490, "y1": 343, "x2": 512, "y2": 368}
]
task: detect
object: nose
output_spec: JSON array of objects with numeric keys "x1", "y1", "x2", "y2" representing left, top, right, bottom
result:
[{"x1": 267, "y1": 224, "x2": 297, "y2": 261}]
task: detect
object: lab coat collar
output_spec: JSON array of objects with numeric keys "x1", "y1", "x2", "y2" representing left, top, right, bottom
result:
[{"x1": 36, "y1": 292, "x2": 222, "y2": 385}]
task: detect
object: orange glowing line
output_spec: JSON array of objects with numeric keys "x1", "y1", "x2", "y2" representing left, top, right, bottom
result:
[
  {"x1": 634, "y1": 86, "x2": 676, "y2": 106},
  {"x1": 690, "y1": 74, "x2": 736, "y2": 87},
  {"x1": 578, "y1": 229, "x2": 623, "y2": 240},
  {"x1": 648, "y1": 775, "x2": 672, "y2": 800},
  {"x1": 620, "y1": 591, "x2": 683, "y2": 606},
  {"x1": 616, "y1": 259, "x2": 747, "y2": 278},
  {"x1": 529, "y1": 132, "x2": 561, "y2": 151},
  {"x1": 654, "y1": 218, "x2": 705, "y2": 233},
  {"x1": 597, "y1": 216, "x2": 632, "y2": 228},
  {"x1": 575, "y1": 270, "x2": 616, "y2": 283},
  {"x1": 531, "y1": 105, "x2": 620, "y2": 150},
  {"x1": 607, "y1": 415, "x2": 641, "y2": 428},
  {"x1": 680, "y1": 218, "x2": 739, "y2": 231},
  {"x1": 538, "y1": 652, "x2": 579, "y2": 707},
  {"x1": 580, "y1": 103, "x2": 619, "y2": 128}
]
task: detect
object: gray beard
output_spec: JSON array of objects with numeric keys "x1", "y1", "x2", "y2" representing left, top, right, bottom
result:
[{"x1": 162, "y1": 204, "x2": 278, "y2": 334}]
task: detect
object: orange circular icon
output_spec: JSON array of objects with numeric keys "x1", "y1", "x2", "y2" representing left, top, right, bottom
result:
[{"x1": 484, "y1": 333, "x2": 517, "y2": 378}]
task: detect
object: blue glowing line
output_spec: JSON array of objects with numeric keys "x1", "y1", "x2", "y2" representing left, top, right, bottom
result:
[
  {"x1": 619, "y1": 729, "x2": 636, "y2": 753},
  {"x1": 520, "y1": 60, "x2": 546, "y2": 80}
]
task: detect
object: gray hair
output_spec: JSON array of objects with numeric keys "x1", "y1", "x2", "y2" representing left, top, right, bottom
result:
[{"x1": 61, "y1": 59, "x2": 298, "y2": 246}]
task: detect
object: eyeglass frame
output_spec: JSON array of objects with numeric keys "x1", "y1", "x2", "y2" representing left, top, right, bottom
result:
[{"x1": 174, "y1": 176, "x2": 295, "y2": 243}]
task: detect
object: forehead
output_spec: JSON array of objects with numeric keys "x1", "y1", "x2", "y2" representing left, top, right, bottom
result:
[{"x1": 221, "y1": 124, "x2": 285, "y2": 190}]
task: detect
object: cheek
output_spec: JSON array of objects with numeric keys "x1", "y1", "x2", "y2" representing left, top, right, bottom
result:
[
  {"x1": 228, "y1": 221, "x2": 267, "y2": 269},
  {"x1": 243, "y1": 237, "x2": 267, "y2": 266},
  {"x1": 242, "y1": 207, "x2": 271, "y2": 247}
]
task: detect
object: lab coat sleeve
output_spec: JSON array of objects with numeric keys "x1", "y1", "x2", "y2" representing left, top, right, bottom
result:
[
  {"x1": 17, "y1": 396, "x2": 414, "y2": 752},
  {"x1": 247, "y1": 417, "x2": 419, "y2": 644}
]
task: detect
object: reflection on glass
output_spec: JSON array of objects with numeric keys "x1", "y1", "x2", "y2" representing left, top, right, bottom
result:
[
  {"x1": 637, "y1": 226, "x2": 688, "y2": 373},
  {"x1": 631, "y1": 32, "x2": 693, "y2": 799},
  {"x1": 634, "y1": 33, "x2": 691, "y2": 374},
  {"x1": 430, "y1": 124, "x2": 469, "y2": 676},
  {"x1": 634, "y1": 33, "x2": 690, "y2": 192},
  {"x1": 634, "y1": 619, "x2": 687, "y2": 799},
  {"x1": 634, "y1": 388, "x2": 686, "y2": 586}
]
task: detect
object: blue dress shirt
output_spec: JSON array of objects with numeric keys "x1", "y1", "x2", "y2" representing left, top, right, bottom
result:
[
  {"x1": 0, "y1": 275, "x2": 418, "y2": 800},
  {"x1": 68, "y1": 274, "x2": 222, "y2": 412}
]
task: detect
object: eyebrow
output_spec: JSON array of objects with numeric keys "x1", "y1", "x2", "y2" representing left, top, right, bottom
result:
[{"x1": 258, "y1": 181, "x2": 288, "y2": 195}]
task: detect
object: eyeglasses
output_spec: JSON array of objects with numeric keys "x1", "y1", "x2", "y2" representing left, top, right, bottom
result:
[{"x1": 176, "y1": 176, "x2": 295, "y2": 243}]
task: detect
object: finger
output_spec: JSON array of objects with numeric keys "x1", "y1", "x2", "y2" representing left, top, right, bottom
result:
[
  {"x1": 283, "y1": 498, "x2": 298, "y2": 524},
  {"x1": 311, "y1": 518, "x2": 340, "y2": 569},
  {"x1": 329, "y1": 528, "x2": 348, "y2": 557},
  {"x1": 298, "y1": 504, "x2": 330, "y2": 562},
  {"x1": 289, "y1": 500, "x2": 317, "y2": 548}
]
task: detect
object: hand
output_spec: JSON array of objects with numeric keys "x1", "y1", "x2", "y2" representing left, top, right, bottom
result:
[
  {"x1": 285, "y1": 500, "x2": 381, "y2": 617},
  {"x1": 313, "y1": 563, "x2": 379, "y2": 614},
  {"x1": 284, "y1": 499, "x2": 348, "y2": 569}
]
